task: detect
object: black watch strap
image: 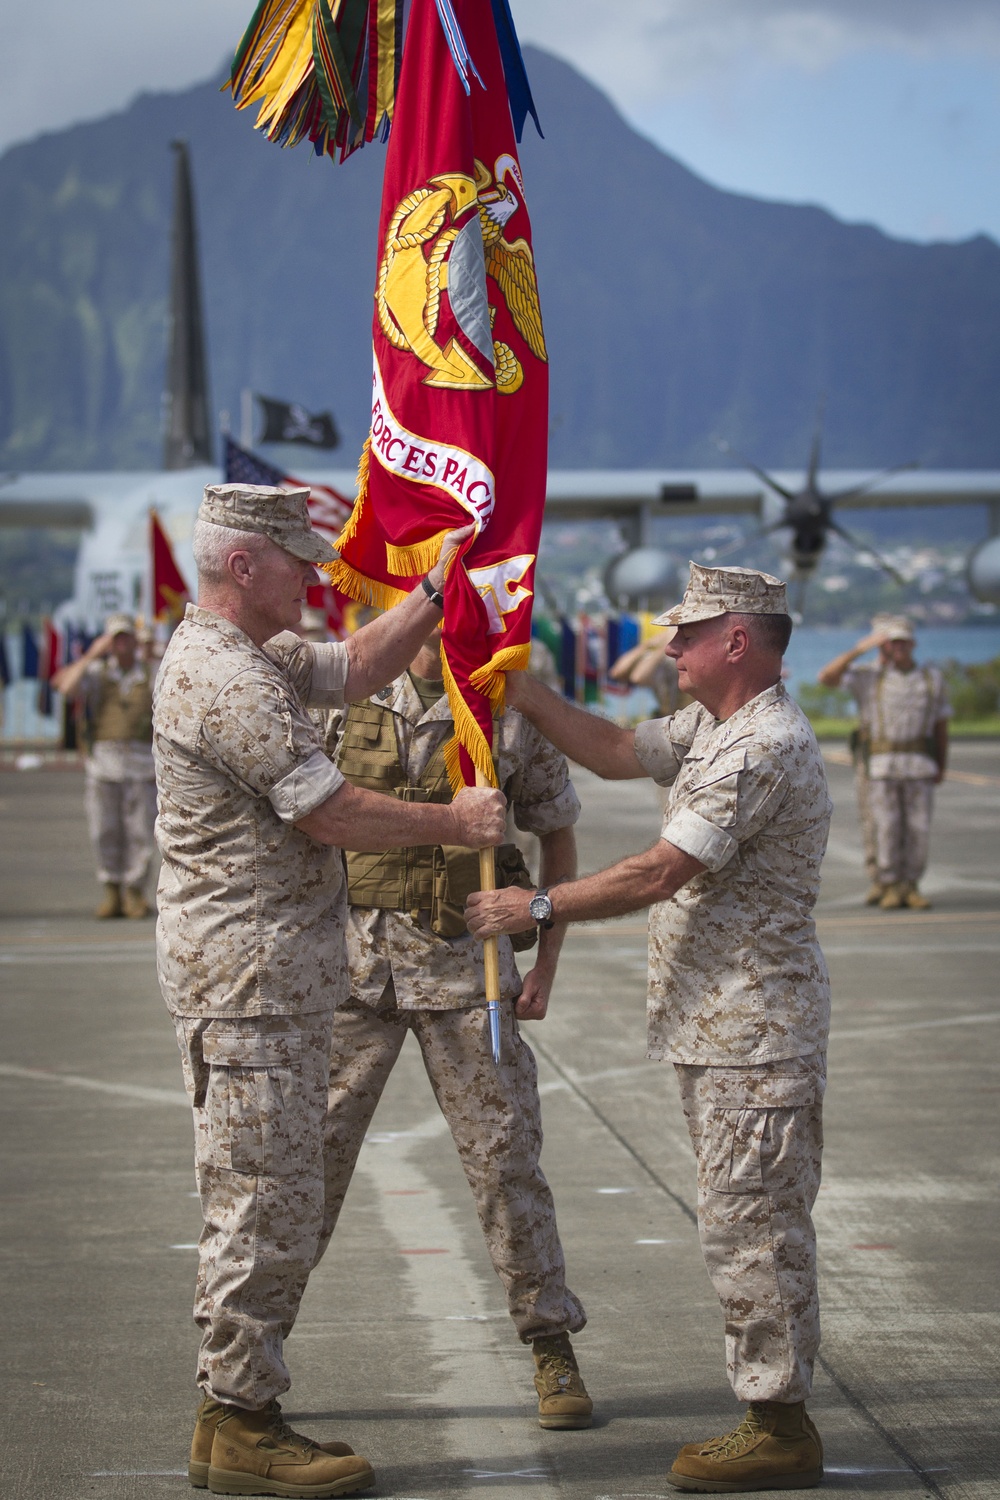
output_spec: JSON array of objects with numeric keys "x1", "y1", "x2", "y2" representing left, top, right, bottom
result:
[{"x1": 421, "y1": 575, "x2": 445, "y2": 610}]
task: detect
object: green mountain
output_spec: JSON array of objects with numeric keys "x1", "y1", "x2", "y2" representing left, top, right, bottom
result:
[{"x1": 2, "y1": 47, "x2": 1000, "y2": 471}]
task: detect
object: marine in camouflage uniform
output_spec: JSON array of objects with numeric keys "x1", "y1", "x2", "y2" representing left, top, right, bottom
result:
[
  {"x1": 52, "y1": 612, "x2": 157, "y2": 919},
  {"x1": 154, "y1": 484, "x2": 504, "y2": 1499},
  {"x1": 315, "y1": 635, "x2": 591, "y2": 1427},
  {"x1": 819, "y1": 615, "x2": 950, "y2": 909},
  {"x1": 467, "y1": 564, "x2": 832, "y2": 1492}
]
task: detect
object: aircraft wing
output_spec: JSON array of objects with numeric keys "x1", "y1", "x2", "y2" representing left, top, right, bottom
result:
[
  {"x1": 542, "y1": 468, "x2": 1000, "y2": 521},
  {"x1": 543, "y1": 470, "x2": 764, "y2": 521}
]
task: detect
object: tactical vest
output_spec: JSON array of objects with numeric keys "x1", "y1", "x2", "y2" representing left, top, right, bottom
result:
[
  {"x1": 336, "y1": 695, "x2": 535, "y2": 946},
  {"x1": 90, "y1": 666, "x2": 154, "y2": 745},
  {"x1": 867, "y1": 665, "x2": 937, "y2": 760}
]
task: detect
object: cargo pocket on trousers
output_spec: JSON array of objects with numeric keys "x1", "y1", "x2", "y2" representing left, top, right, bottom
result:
[
  {"x1": 705, "y1": 1065, "x2": 824, "y2": 1194},
  {"x1": 201, "y1": 1025, "x2": 303, "y2": 1177},
  {"x1": 705, "y1": 1108, "x2": 769, "y2": 1193}
]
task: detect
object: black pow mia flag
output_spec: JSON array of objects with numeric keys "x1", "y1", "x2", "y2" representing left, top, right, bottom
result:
[{"x1": 257, "y1": 395, "x2": 340, "y2": 449}]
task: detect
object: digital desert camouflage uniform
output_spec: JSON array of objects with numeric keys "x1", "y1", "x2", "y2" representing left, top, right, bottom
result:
[
  {"x1": 634, "y1": 681, "x2": 832, "y2": 1403},
  {"x1": 314, "y1": 670, "x2": 586, "y2": 1343},
  {"x1": 843, "y1": 658, "x2": 950, "y2": 891},
  {"x1": 155, "y1": 602, "x2": 351, "y2": 1408},
  {"x1": 79, "y1": 641, "x2": 158, "y2": 899}
]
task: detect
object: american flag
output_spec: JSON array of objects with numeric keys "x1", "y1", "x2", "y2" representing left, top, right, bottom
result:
[{"x1": 223, "y1": 437, "x2": 352, "y2": 550}]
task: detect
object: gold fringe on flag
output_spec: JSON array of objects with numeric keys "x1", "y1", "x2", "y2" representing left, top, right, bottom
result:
[
  {"x1": 385, "y1": 528, "x2": 450, "y2": 578},
  {"x1": 441, "y1": 646, "x2": 497, "y2": 791},
  {"x1": 330, "y1": 437, "x2": 370, "y2": 554},
  {"x1": 468, "y1": 642, "x2": 532, "y2": 713},
  {"x1": 324, "y1": 556, "x2": 409, "y2": 612}
]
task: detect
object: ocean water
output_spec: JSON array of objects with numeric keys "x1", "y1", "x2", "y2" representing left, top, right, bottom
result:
[
  {"x1": 3, "y1": 624, "x2": 1000, "y2": 745},
  {"x1": 602, "y1": 623, "x2": 1000, "y2": 723},
  {"x1": 783, "y1": 624, "x2": 1000, "y2": 695}
]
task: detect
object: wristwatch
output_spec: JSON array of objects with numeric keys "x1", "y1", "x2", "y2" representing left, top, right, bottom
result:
[
  {"x1": 528, "y1": 887, "x2": 555, "y2": 930},
  {"x1": 421, "y1": 575, "x2": 445, "y2": 610}
]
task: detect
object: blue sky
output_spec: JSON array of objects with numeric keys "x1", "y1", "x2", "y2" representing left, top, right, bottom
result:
[
  {"x1": 630, "y1": 49, "x2": 1000, "y2": 243},
  {"x1": 5, "y1": 0, "x2": 1000, "y2": 246}
]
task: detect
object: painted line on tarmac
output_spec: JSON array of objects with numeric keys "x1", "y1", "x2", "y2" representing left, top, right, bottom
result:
[
  {"x1": 817, "y1": 909, "x2": 1000, "y2": 928},
  {"x1": 345, "y1": 1120, "x2": 562, "y2": 1496},
  {"x1": 823, "y1": 940, "x2": 1000, "y2": 955},
  {"x1": 822, "y1": 748, "x2": 1000, "y2": 787},
  {"x1": 0, "y1": 943, "x2": 154, "y2": 964},
  {"x1": 0, "y1": 1062, "x2": 187, "y2": 1107},
  {"x1": 833, "y1": 1009, "x2": 998, "y2": 1041},
  {"x1": 530, "y1": 1036, "x2": 951, "y2": 1500}
]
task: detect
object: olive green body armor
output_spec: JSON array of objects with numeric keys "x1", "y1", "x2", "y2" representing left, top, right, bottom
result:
[{"x1": 335, "y1": 696, "x2": 535, "y2": 948}]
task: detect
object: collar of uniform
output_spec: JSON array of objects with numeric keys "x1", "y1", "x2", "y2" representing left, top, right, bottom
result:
[
  {"x1": 183, "y1": 602, "x2": 264, "y2": 655},
  {"x1": 709, "y1": 680, "x2": 787, "y2": 753},
  {"x1": 371, "y1": 671, "x2": 453, "y2": 728}
]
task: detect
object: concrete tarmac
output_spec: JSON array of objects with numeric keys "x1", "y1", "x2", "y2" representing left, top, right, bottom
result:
[{"x1": 1, "y1": 743, "x2": 998, "y2": 1499}]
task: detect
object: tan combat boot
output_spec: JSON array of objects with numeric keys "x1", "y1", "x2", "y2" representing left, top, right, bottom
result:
[
  {"x1": 667, "y1": 1401, "x2": 823, "y2": 1492},
  {"x1": 532, "y1": 1332, "x2": 593, "y2": 1429},
  {"x1": 865, "y1": 880, "x2": 885, "y2": 906},
  {"x1": 207, "y1": 1399, "x2": 374, "y2": 1497},
  {"x1": 95, "y1": 883, "x2": 122, "y2": 919},
  {"x1": 902, "y1": 883, "x2": 932, "y2": 911},
  {"x1": 879, "y1": 883, "x2": 905, "y2": 910},
  {"x1": 121, "y1": 885, "x2": 151, "y2": 919},
  {"x1": 188, "y1": 1397, "x2": 356, "y2": 1489}
]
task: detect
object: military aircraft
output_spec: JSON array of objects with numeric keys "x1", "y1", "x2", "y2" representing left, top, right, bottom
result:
[
  {"x1": 5, "y1": 456, "x2": 1000, "y2": 634},
  {"x1": 2, "y1": 144, "x2": 999, "y2": 633},
  {"x1": 544, "y1": 464, "x2": 1000, "y2": 613}
]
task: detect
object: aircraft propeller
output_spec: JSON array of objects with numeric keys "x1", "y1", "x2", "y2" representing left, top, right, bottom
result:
[{"x1": 712, "y1": 403, "x2": 918, "y2": 605}]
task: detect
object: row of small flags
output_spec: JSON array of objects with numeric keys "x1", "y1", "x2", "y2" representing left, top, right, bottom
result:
[
  {"x1": 533, "y1": 612, "x2": 654, "y2": 704},
  {"x1": 0, "y1": 621, "x2": 89, "y2": 716},
  {"x1": 4, "y1": 610, "x2": 660, "y2": 712}
]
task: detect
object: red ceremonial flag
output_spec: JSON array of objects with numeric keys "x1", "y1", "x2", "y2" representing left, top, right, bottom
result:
[
  {"x1": 151, "y1": 509, "x2": 191, "y2": 623},
  {"x1": 327, "y1": 0, "x2": 548, "y2": 790}
]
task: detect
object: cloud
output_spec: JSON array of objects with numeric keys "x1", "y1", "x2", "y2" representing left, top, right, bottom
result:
[
  {"x1": 5, "y1": 0, "x2": 1000, "y2": 156},
  {"x1": 510, "y1": 0, "x2": 1000, "y2": 104},
  {"x1": 2, "y1": 0, "x2": 249, "y2": 154}
]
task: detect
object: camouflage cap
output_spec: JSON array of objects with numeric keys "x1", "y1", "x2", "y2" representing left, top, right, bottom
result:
[
  {"x1": 653, "y1": 562, "x2": 788, "y2": 626},
  {"x1": 880, "y1": 614, "x2": 915, "y2": 641},
  {"x1": 199, "y1": 483, "x2": 336, "y2": 565},
  {"x1": 104, "y1": 612, "x2": 137, "y2": 637}
]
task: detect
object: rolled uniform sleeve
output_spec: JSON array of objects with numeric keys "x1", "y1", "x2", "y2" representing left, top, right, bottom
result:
[
  {"x1": 662, "y1": 749, "x2": 789, "y2": 873},
  {"x1": 264, "y1": 633, "x2": 350, "y2": 708},
  {"x1": 634, "y1": 701, "x2": 704, "y2": 787},
  {"x1": 269, "y1": 749, "x2": 344, "y2": 823},
  {"x1": 511, "y1": 719, "x2": 581, "y2": 835},
  {"x1": 202, "y1": 673, "x2": 345, "y2": 823}
]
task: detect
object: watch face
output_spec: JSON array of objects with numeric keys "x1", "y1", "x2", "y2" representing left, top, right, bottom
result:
[{"x1": 529, "y1": 893, "x2": 552, "y2": 922}]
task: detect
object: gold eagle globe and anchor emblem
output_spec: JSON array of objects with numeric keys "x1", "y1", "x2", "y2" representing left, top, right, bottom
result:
[{"x1": 376, "y1": 154, "x2": 547, "y2": 393}]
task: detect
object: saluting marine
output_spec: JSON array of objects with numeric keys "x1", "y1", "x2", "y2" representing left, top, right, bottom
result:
[
  {"x1": 53, "y1": 612, "x2": 157, "y2": 920},
  {"x1": 819, "y1": 615, "x2": 949, "y2": 909}
]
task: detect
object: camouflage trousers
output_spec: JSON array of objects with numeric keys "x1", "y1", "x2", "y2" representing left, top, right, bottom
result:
[
  {"x1": 173, "y1": 1011, "x2": 335, "y2": 1408},
  {"x1": 675, "y1": 1052, "x2": 826, "y2": 1404},
  {"x1": 85, "y1": 775, "x2": 157, "y2": 887},
  {"x1": 315, "y1": 983, "x2": 586, "y2": 1343},
  {"x1": 868, "y1": 777, "x2": 935, "y2": 885},
  {"x1": 854, "y1": 763, "x2": 878, "y2": 880}
]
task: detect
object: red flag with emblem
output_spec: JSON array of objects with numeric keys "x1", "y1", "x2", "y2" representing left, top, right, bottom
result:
[
  {"x1": 151, "y1": 509, "x2": 191, "y2": 623},
  {"x1": 327, "y1": 0, "x2": 548, "y2": 789}
]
